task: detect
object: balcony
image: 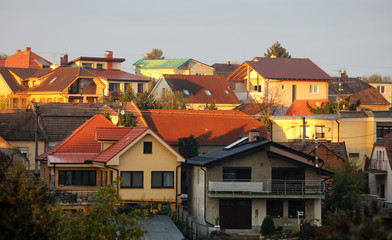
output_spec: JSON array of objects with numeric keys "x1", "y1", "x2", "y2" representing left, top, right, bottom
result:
[
  {"x1": 368, "y1": 159, "x2": 388, "y2": 171},
  {"x1": 47, "y1": 189, "x2": 98, "y2": 205},
  {"x1": 208, "y1": 179, "x2": 325, "y2": 197}
]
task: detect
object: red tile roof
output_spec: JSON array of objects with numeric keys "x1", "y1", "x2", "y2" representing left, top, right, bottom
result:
[
  {"x1": 93, "y1": 127, "x2": 148, "y2": 162},
  {"x1": 161, "y1": 74, "x2": 241, "y2": 105},
  {"x1": 95, "y1": 127, "x2": 130, "y2": 141},
  {"x1": 228, "y1": 58, "x2": 332, "y2": 81},
  {"x1": 90, "y1": 69, "x2": 150, "y2": 82},
  {"x1": 285, "y1": 99, "x2": 329, "y2": 116},
  {"x1": 5, "y1": 48, "x2": 52, "y2": 69},
  {"x1": 141, "y1": 109, "x2": 269, "y2": 145}
]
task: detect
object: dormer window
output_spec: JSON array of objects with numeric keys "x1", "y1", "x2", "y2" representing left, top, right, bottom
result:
[
  {"x1": 96, "y1": 63, "x2": 103, "y2": 69},
  {"x1": 205, "y1": 90, "x2": 212, "y2": 96},
  {"x1": 82, "y1": 63, "x2": 93, "y2": 69},
  {"x1": 183, "y1": 89, "x2": 190, "y2": 96}
]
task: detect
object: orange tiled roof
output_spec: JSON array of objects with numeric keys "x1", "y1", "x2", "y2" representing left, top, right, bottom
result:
[
  {"x1": 142, "y1": 109, "x2": 269, "y2": 145},
  {"x1": 95, "y1": 127, "x2": 131, "y2": 141},
  {"x1": 161, "y1": 74, "x2": 241, "y2": 105},
  {"x1": 285, "y1": 99, "x2": 329, "y2": 116},
  {"x1": 5, "y1": 48, "x2": 52, "y2": 69}
]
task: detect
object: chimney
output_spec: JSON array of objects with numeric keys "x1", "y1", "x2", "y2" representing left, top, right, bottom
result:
[
  {"x1": 105, "y1": 51, "x2": 113, "y2": 59},
  {"x1": 226, "y1": 61, "x2": 231, "y2": 65},
  {"x1": 248, "y1": 129, "x2": 260, "y2": 143},
  {"x1": 16, "y1": 49, "x2": 21, "y2": 53},
  {"x1": 60, "y1": 54, "x2": 68, "y2": 66},
  {"x1": 25, "y1": 47, "x2": 31, "y2": 54}
]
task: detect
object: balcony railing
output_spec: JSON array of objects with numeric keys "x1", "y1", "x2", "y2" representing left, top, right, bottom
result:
[
  {"x1": 209, "y1": 179, "x2": 325, "y2": 195},
  {"x1": 47, "y1": 189, "x2": 98, "y2": 205},
  {"x1": 369, "y1": 160, "x2": 388, "y2": 171}
]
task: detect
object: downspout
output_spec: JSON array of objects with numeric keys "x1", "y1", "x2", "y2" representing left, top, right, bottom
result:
[
  {"x1": 201, "y1": 166, "x2": 214, "y2": 226},
  {"x1": 175, "y1": 165, "x2": 182, "y2": 213},
  {"x1": 335, "y1": 119, "x2": 340, "y2": 143},
  {"x1": 104, "y1": 164, "x2": 120, "y2": 195}
]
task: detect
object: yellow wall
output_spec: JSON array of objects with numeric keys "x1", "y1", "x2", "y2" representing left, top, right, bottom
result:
[
  {"x1": 9, "y1": 140, "x2": 45, "y2": 171},
  {"x1": 115, "y1": 134, "x2": 181, "y2": 202}
]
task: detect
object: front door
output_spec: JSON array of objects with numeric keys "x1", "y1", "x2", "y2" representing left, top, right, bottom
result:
[{"x1": 219, "y1": 199, "x2": 251, "y2": 229}]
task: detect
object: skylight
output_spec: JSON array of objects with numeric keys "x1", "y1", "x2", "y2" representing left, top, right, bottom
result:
[
  {"x1": 183, "y1": 89, "x2": 190, "y2": 96},
  {"x1": 224, "y1": 90, "x2": 229, "y2": 95},
  {"x1": 205, "y1": 90, "x2": 212, "y2": 96},
  {"x1": 49, "y1": 77, "x2": 57, "y2": 83}
]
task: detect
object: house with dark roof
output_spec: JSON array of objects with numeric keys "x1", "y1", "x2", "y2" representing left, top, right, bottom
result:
[
  {"x1": 211, "y1": 61, "x2": 240, "y2": 77},
  {"x1": 329, "y1": 77, "x2": 390, "y2": 111},
  {"x1": 186, "y1": 131, "x2": 333, "y2": 236},
  {"x1": 150, "y1": 74, "x2": 241, "y2": 110},
  {"x1": 63, "y1": 51, "x2": 150, "y2": 97},
  {"x1": 37, "y1": 114, "x2": 185, "y2": 209},
  {"x1": 141, "y1": 109, "x2": 269, "y2": 153},
  {"x1": 133, "y1": 59, "x2": 215, "y2": 80},
  {"x1": 4, "y1": 47, "x2": 52, "y2": 69},
  {"x1": 227, "y1": 57, "x2": 332, "y2": 113}
]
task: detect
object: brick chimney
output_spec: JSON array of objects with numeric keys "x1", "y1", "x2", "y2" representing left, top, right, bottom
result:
[
  {"x1": 16, "y1": 49, "x2": 21, "y2": 53},
  {"x1": 248, "y1": 129, "x2": 260, "y2": 143},
  {"x1": 104, "y1": 51, "x2": 113, "y2": 59},
  {"x1": 25, "y1": 47, "x2": 31, "y2": 54},
  {"x1": 105, "y1": 51, "x2": 113, "y2": 70},
  {"x1": 60, "y1": 54, "x2": 68, "y2": 66}
]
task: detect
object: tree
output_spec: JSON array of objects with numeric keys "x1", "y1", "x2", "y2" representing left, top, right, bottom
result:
[
  {"x1": 103, "y1": 112, "x2": 112, "y2": 122},
  {"x1": 0, "y1": 53, "x2": 8, "y2": 59},
  {"x1": 260, "y1": 215, "x2": 275, "y2": 235},
  {"x1": 135, "y1": 91, "x2": 161, "y2": 110},
  {"x1": 178, "y1": 135, "x2": 199, "y2": 159},
  {"x1": 143, "y1": 48, "x2": 164, "y2": 60},
  {"x1": 117, "y1": 111, "x2": 137, "y2": 127},
  {"x1": 119, "y1": 84, "x2": 136, "y2": 102},
  {"x1": 264, "y1": 41, "x2": 291, "y2": 58},
  {"x1": 0, "y1": 95, "x2": 11, "y2": 109},
  {"x1": 306, "y1": 96, "x2": 361, "y2": 114},
  {"x1": 158, "y1": 90, "x2": 188, "y2": 110},
  {"x1": 324, "y1": 160, "x2": 365, "y2": 214},
  {"x1": 208, "y1": 100, "x2": 218, "y2": 110}
]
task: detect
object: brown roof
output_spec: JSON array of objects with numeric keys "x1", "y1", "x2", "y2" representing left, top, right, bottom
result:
[
  {"x1": 233, "y1": 103, "x2": 269, "y2": 117},
  {"x1": 68, "y1": 56, "x2": 125, "y2": 64},
  {"x1": 0, "y1": 109, "x2": 42, "y2": 141},
  {"x1": 162, "y1": 74, "x2": 241, "y2": 105},
  {"x1": 8, "y1": 67, "x2": 53, "y2": 79},
  {"x1": 279, "y1": 141, "x2": 347, "y2": 170},
  {"x1": 90, "y1": 69, "x2": 150, "y2": 82},
  {"x1": 211, "y1": 63, "x2": 240, "y2": 77},
  {"x1": 29, "y1": 67, "x2": 98, "y2": 92},
  {"x1": 228, "y1": 57, "x2": 332, "y2": 81},
  {"x1": 0, "y1": 68, "x2": 26, "y2": 92},
  {"x1": 142, "y1": 109, "x2": 269, "y2": 145}
]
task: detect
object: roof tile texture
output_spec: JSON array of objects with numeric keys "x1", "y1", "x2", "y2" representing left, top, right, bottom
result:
[{"x1": 286, "y1": 99, "x2": 329, "y2": 116}]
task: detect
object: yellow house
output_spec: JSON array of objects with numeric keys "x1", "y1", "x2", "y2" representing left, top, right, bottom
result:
[
  {"x1": 228, "y1": 57, "x2": 331, "y2": 114},
  {"x1": 133, "y1": 59, "x2": 215, "y2": 80},
  {"x1": 368, "y1": 81, "x2": 392, "y2": 105},
  {"x1": 37, "y1": 114, "x2": 185, "y2": 208},
  {"x1": 270, "y1": 111, "x2": 392, "y2": 168}
]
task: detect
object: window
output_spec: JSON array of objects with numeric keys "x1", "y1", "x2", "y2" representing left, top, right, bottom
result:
[
  {"x1": 315, "y1": 125, "x2": 325, "y2": 138},
  {"x1": 377, "y1": 125, "x2": 392, "y2": 139},
  {"x1": 137, "y1": 83, "x2": 144, "y2": 94},
  {"x1": 183, "y1": 89, "x2": 190, "y2": 96},
  {"x1": 272, "y1": 167, "x2": 305, "y2": 181},
  {"x1": 109, "y1": 83, "x2": 120, "y2": 92},
  {"x1": 143, "y1": 141, "x2": 152, "y2": 154},
  {"x1": 253, "y1": 85, "x2": 261, "y2": 92},
  {"x1": 82, "y1": 63, "x2": 93, "y2": 68},
  {"x1": 309, "y1": 85, "x2": 319, "y2": 94},
  {"x1": 96, "y1": 63, "x2": 103, "y2": 69},
  {"x1": 58, "y1": 170, "x2": 96, "y2": 186},
  {"x1": 17, "y1": 147, "x2": 28, "y2": 158},
  {"x1": 222, "y1": 167, "x2": 251, "y2": 182},
  {"x1": 267, "y1": 200, "x2": 283, "y2": 217},
  {"x1": 124, "y1": 83, "x2": 131, "y2": 92},
  {"x1": 151, "y1": 171, "x2": 174, "y2": 188},
  {"x1": 377, "y1": 86, "x2": 385, "y2": 94},
  {"x1": 288, "y1": 200, "x2": 305, "y2": 218},
  {"x1": 300, "y1": 125, "x2": 310, "y2": 139},
  {"x1": 205, "y1": 90, "x2": 212, "y2": 96},
  {"x1": 121, "y1": 171, "x2": 143, "y2": 188},
  {"x1": 282, "y1": 84, "x2": 285, "y2": 90}
]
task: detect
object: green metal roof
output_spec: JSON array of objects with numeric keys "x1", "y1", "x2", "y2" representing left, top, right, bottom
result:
[{"x1": 133, "y1": 59, "x2": 191, "y2": 69}]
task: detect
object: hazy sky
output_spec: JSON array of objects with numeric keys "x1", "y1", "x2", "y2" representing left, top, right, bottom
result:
[{"x1": 1, "y1": 0, "x2": 391, "y2": 77}]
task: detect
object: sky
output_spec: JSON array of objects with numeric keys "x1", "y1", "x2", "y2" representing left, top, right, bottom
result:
[{"x1": 1, "y1": 0, "x2": 391, "y2": 78}]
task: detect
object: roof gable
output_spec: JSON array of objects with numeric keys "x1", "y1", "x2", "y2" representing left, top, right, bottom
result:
[
  {"x1": 0, "y1": 68, "x2": 26, "y2": 92},
  {"x1": 161, "y1": 74, "x2": 240, "y2": 104}
]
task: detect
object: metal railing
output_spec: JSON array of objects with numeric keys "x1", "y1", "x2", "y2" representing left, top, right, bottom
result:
[
  {"x1": 47, "y1": 189, "x2": 98, "y2": 205},
  {"x1": 369, "y1": 160, "x2": 387, "y2": 171},
  {"x1": 209, "y1": 179, "x2": 325, "y2": 195}
]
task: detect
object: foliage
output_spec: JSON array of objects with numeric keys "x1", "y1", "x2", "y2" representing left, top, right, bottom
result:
[
  {"x1": 60, "y1": 183, "x2": 148, "y2": 240},
  {"x1": 0, "y1": 158, "x2": 63, "y2": 240},
  {"x1": 208, "y1": 100, "x2": 218, "y2": 110},
  {"x1": 299, "y1": 220, "x2": 319, "y2": 240},
  {"x1": 158, "y1": 90, "x2": 188, "y2": 109},
  {"x1": 103, "y1": 111, "x2": 112, "y2": 122},
  {"x1": 117, "y1": 110, "x2": 137, "y2": 127},
  {"x1": 264, "y1": 41, "x2": 291, "y2": 58},
  {"x1": 324, "y1": 160, "x2": 365, "y2": 214},
  {"x1": 0, "y1": 95, "x2": 11, "y2": 109},
  {"x1": 362, "y1": 73, "x2": 391, "y2": 82},
  {"x1": 306, "y1": 96, "x2": 361, "y2": 114},
  {"x1": 261, "y1": 215, "x2": 275, "y2": 235},
  {"x1": 143, "y1": 48, "x2": 164, "y2": 60},
  {"x1": 135, "y1": 91, "x2": 161, "y2": 110},
  {"x1": 0, "y1": 53, "x2": 8, "y2": 59},
  {"x1": 119, "y1": 84, "x2": 136, "y2": 102},
  {"x1": 260, "y1": 106, "x2": 272, "y2": 132},
  {"x1": 178, "y1": 135, "x2": 199, "y2": 159}
]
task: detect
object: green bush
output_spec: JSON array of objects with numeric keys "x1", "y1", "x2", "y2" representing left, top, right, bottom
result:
[{"x1": 261, "y1": 215, "x2": 275, "y2": 235}]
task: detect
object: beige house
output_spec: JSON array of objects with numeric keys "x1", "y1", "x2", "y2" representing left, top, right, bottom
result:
[
  {"x1": 133, "y1": 59, "x2": 215, "y2": 80},
  {"x1": 368, "y1": 82, "x2": 392, "y2": 104},
  {"x1": 186, "y1": 132, "x2": 332, "y2": 237},
  {"x1": 228, "y1": 57, "x2": 331, "y2": 114}
]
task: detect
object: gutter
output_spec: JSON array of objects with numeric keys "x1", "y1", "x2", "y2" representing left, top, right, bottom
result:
[
  {"x1": 201, "y1": 166, "x2": 214, "y2": 227},
  {"x1": 175, "y1": 164, "x2": 182, "y2": 214}
]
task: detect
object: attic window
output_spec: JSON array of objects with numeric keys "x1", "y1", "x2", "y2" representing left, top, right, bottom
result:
[
  {"x1": 183, "y1": 89, "x2": 190, "y2": 96},
  {"x1": 49, "y1": 77, "x2": 57, "y2": 83},
  {"x1": 205, "y1": 90, "x2": 212, "y2": 96},
  {"x1": 224, "y1": 90, "x2": 229, "y2": 95}
]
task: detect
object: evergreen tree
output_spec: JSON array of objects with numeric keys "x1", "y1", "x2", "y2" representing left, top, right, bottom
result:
[
  {"x1": 264, "y1": 41, "x2": 291, "y2": 58},
  {"x1": 117, "y1": 111, "x2": 137, "y2": 127},
  {"x1": 178, "y1": 135, "x2": 199, "y2": 159}
]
